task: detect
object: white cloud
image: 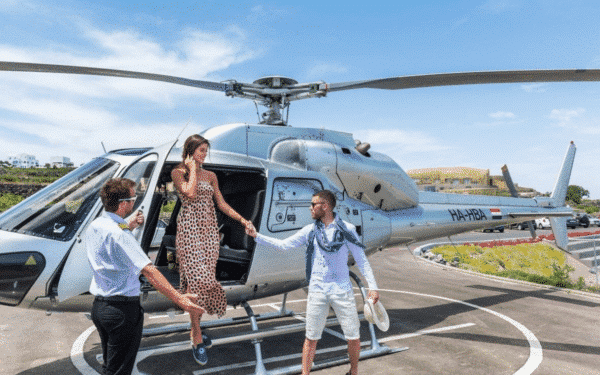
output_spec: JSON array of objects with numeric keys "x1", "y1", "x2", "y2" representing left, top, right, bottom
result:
[
  {"x1": 0, "y1": 115, "x2": 201, "y2": 165},
  {"x1": 247, "y1": 4, "x2": 289, "y2": 23},
  {"x1": 0, "y1": 0, "x2": 35, "y2": 11},
  {"x1": 489, "y1": 111, "x2": 515, "y2": 119},
  {"x1": 521, "y1": 83, "x2": 547, "y2": 93},
  {"x1": 549, "y1": 108, "x2": 585, "y2": 124},
  {"x1": 306, "y1": 63, "x2": 349, "y2": 80},
  {"x1": 578, "y1": 124, "x2": 600, "y2": 134},
  {"x1": 0, "y1": 10, "x2": 263, "y2": 166},
  {"x1": 353, "y1": 129, "x2": 449, "y2": 155},
  {"x1": 0, "y1": 22, "x2": 259, "y2": 104}
]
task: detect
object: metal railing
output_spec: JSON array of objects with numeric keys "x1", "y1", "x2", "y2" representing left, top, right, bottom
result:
[{"x1": 568, "y1": 236, "x2": 599, "y2": 286}]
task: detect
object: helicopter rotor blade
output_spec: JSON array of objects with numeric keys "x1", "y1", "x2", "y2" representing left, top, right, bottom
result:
[
  {"x1": 6, "y1": 62, "x2": 600, "y2": 99},
  {"x1": 326, "y1": 69, "x2": 600, "y2": 92},
  {"x1": 5, "y1": 62, "x2": 600, "y2": 127},
  {"x1": 0, "y1": 61, "x2": 230, "y2": 93}
]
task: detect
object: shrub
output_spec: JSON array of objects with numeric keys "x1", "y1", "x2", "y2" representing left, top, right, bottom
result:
[
  {"x1": 0, "y1": 193, "x2": 24, "y2": 212},
  {"x1": 433, "y1": 243, "x2": 566, "y2": 277},
  {"x1": 161, "y1": 201, "x2": 176, "y2": 213},
  {"x1": 431, "y1": 243, "x2": 600, "y2": 292}
]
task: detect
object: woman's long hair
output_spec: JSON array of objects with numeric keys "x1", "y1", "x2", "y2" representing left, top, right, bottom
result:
[{"x1": 177, "y1": 134, "x2": 210, "y2": 181}]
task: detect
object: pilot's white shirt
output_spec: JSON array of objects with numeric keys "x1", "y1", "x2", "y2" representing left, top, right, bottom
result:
[
  {"x1": 85, "y1": 211, "x2": 151, "y2": 297},
  {"x1": 255, "y1": 216, "x2": 378, "y2": 295}
]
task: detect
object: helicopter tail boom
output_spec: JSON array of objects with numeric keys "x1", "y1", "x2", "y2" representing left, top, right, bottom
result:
[{"x1": 382, "y1": 142, "x2": 577, "y2": 250}]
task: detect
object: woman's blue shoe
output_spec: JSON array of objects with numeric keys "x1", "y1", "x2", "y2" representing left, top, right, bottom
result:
[{"x1": 192, "y1": 343, "x2": 208, "y2": 365}]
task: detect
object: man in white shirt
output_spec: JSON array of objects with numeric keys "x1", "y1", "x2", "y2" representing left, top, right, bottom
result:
[
  {"x1": 246, "y1": 190, "x2": 379, "y2": 375},
  {"x1": 86, "y1": 178, "x2": 204, "y2": 375}
]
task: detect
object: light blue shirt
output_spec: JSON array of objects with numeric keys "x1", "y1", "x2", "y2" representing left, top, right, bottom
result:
[
  {"x1": 255, "y1": 217, "x2": 378, "y2": 294},
  {"x1": 85, "y1": 212, "x2": 151, "y2": 297}
]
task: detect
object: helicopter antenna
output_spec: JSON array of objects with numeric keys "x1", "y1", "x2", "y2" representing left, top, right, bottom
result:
[
  {"x1": 176, "y1": 117, "x2": 192, "y2": 142},
  {"x1": 101, "y1": 141, "x2": 107, "y2": 153},
  {"x1": 254, "y1": 102, "x2": 261, "y2": 123}
]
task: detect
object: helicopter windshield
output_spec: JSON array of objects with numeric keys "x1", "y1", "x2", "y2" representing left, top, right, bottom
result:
[{"x1": 0, "y1": 158, "x2": 119, "y2": 241}]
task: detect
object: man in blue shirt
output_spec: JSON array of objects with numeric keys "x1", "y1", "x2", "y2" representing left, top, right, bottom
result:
[
  {"x1": 246, "y1": 190, "x2": 379, "y2": 375},
  {"x1": 86, "y1": 178, "x2": 204, "y2": 375}
]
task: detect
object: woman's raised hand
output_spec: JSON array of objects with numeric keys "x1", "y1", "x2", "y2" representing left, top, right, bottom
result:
[{"x1": 184, "y1": 155, "x2": 196, "y2": 170}]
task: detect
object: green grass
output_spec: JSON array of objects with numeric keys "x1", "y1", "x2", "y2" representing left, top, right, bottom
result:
[
  {"x1": 431, "y1": 244, "x2": 594, "y2": 292},
  {"x1": 0, "y1": 193, "x2": 24, "y2": 212},
  {"x1": 161, "y1": 200, "x2": 176, "y2": 213},
  {"x1": 0, "y1": 166, "x2": 74, "y2": 184},
  {"x1": 0, "y1": 167, "x2": 74, "y2": 212}
]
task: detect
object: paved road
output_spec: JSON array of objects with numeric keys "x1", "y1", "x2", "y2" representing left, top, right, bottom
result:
[{"x1": 2, "y1": 228, "x2": 599, "y2": 374}]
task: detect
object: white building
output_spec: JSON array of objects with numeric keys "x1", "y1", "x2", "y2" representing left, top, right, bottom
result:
[
  {"x1": 8, "y1": 154, "x2": 40, "y2": 168},
  {"x1": 50, "y1": 156, "x2": 73, "y2": 168}
]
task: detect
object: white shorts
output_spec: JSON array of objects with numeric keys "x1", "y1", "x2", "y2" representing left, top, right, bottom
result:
[{"x1": 305, "y1": 291, "x2": 360, "y2": 341}]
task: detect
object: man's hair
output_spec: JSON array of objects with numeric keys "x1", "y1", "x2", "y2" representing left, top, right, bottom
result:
[
  {"x1": 100, "y1": 178, "x2": 136, "y2": 212},
  {"x1": 313, "y1": 190, "x2": 336, "y2": 209}
]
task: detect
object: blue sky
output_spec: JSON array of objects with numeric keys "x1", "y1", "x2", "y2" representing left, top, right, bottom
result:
[{"x1": 1, "y1": 0, "x2": 599, "y2": 198}]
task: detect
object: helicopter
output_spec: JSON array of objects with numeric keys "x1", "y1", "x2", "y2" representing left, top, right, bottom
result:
[{"x1": 0, "y1": 63, "x2": 592, "y2": 372}]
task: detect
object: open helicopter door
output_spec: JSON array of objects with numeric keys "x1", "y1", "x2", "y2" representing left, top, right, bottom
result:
[{"x1": 55, "y1": 140, "x2": 177, "y2": 303}]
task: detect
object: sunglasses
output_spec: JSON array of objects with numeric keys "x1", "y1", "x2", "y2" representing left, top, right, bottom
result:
[
  {"x1": 119, "y1": 196, "x2": 138, "y2": 202},
  {"x1": 311, "y1": 202, "x2": 325, "y2": 207}
]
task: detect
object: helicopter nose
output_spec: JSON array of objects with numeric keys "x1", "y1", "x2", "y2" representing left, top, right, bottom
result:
[{"x1": 0, "y1": 252, "x2": 45, "y2": 306}]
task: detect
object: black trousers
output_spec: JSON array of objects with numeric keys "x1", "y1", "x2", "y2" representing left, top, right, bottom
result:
[{"x1": 91, "y1": 297, "x2": 144, "y2": 375}]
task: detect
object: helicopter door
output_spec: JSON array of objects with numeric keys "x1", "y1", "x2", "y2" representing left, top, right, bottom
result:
[{"x1": 56, "y1": 140, "x2": 177, "y2": 303}]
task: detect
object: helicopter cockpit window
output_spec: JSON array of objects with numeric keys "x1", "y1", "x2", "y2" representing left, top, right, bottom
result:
[
  {"x1": 268, "y1": 178, "x2": 323, "y2": 232},
  {"x1": 0, "y1": 158, "x2": 119, "y2": 241},
  {"x1": 120, "y1": 154, "x2": 158, "y2": 212}
]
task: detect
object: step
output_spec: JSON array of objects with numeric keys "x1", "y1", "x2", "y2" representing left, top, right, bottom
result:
[
  {"x1": 567, "y1": 239, "x2": 600, "y2": 252},
  {"x1": 578, "y1": 258, "x2": 600, "y2": 269},
  {"x1": 570, "y1": 247, "x2": 600, "y2": 261}
]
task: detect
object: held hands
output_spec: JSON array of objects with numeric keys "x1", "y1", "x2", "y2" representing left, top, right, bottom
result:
[
  {"x1": 367, "y1": 290, "x2": 380, "y2": 304},
  {"x1": 128, "y1": 210, "x2": 144, "y2": 231},
  {"x1": 178, "y1": 293, "x2": 205, "y2": 315},
  {"x1": 243, "y1": 219, "x2": 257, "y2": 238}
]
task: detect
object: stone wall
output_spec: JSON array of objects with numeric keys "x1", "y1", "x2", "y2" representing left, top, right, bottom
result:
[{"x1": 0, "y1": 183, "x2": 46, "y2": 198}]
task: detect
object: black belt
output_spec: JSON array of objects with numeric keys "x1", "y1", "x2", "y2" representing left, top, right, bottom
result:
[{"x1": 95, "y1": 295, "x2": 140, "y2": 302}]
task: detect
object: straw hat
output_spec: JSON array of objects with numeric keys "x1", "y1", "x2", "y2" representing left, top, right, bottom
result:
[{"x1": 364, "y1": 298, "x2": 390, "y2": 332}]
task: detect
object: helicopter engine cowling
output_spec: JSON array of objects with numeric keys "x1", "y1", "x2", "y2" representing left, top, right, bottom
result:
[
  {"x1": 270, "y1": 139, "x2": 419, "y2": 210},
  {"x1": 333, "y1": 145, "x2": 419, "y2": 210}
]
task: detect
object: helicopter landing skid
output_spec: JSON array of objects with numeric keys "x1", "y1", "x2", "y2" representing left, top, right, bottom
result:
[
  {"x1": 140, "y1": 273, "x2": 407, "y2": 375},
  {"x1": 141, "y1": 293, "x2": 295, "y2": 338},
  {"x1": 245, "y1": 272, "x2": 407, "y2": 375}
]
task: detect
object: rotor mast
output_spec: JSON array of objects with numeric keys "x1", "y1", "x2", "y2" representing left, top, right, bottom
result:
[{"x1": 224, "y1": 76, "x2": 328, "y2": 126}]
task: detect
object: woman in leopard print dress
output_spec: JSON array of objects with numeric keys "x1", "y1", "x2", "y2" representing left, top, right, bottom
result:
[{"x1": 172, "y1": 134, "x2": 255, "y2": 363}]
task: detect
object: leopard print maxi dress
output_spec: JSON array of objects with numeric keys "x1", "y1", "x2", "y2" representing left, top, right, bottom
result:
[{"x1": 176, "y1": 180, "x2": 226, "y2": 317}]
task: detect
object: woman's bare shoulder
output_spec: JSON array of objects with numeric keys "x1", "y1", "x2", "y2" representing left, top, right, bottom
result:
[{"x1": 171, "y1": 165, "x2": 186, "y2": 176}]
